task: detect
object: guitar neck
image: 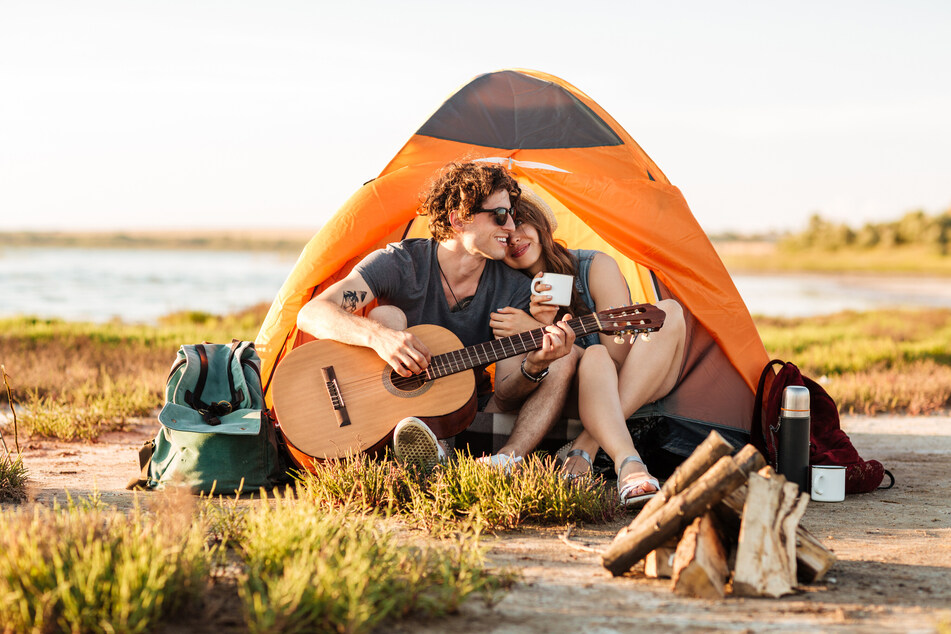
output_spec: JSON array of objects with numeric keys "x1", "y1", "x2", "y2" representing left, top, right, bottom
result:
[{"x1": 425, "y1": 314, "x2": 602, "y2": 380}]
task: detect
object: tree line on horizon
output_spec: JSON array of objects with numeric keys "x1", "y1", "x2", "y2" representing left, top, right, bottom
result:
[{"x1": 779, "y1": 208, "x2": 951, "y2": 255}]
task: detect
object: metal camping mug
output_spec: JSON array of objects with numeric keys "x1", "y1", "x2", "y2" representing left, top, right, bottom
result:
[
  {"x1": 776, "y1": 385, "x2": 811, "y2": 493},
  {"x1": 811, "y1": 465, "x2": 846, "y2": 502}
]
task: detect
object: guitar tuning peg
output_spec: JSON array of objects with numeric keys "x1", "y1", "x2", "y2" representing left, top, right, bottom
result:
[
  {"x1": 640, "y1": 332, "x2": 651, "y2": 342},
  {"x1": 614, "y1": 335, "x2": 625, "y2": 345},
  {"x1": 629, "y1": 334, "x2": 637, "y2": 344}
]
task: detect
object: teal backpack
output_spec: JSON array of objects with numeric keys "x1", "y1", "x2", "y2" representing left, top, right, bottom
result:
[{"x1": 130, "y1": 341, "x2": 289, "y2": 494}]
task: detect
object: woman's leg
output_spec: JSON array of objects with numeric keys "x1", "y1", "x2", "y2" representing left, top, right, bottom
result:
[
  {"x1": 617, "y1": 299, "x2": 687, "y2": 417},
  {"x1": 576, "y1": 345, "x2": 656, "y2": 496},
  {"x1": 555, "y1": 347, "x2": 599, "y2": 476},
  {"x1": 575, "y1": 300, "x2": 686, "y2": 497}
]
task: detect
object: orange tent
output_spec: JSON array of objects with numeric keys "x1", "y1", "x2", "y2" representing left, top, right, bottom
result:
[{"x1": 256, "y1": 69, "x2": 769, "y2": 461}]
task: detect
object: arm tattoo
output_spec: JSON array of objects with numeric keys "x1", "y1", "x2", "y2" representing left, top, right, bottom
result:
[{"x1": 340, "y1": 290, "x2": 367, "y2": 313}]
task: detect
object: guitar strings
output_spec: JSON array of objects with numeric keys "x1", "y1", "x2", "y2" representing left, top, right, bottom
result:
[
  {"x1": 337, "y1": 311, "x2": 653, "y2": 397},
  {"x1": 315, "y1": 311, "x2": 652, "y2": 402}
]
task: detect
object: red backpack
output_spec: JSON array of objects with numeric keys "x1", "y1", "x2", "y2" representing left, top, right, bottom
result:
[{"x1": 751, "y1": 360, "x2": 894, "y2": 494}]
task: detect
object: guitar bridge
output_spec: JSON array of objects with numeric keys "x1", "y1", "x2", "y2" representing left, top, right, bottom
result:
[{"x1": 321, "y1": 366, "x2": 351, "y2": 427}]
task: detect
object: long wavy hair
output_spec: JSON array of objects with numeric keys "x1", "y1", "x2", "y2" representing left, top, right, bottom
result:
[
  {"x1": 419, "y1": 162, "x2": 521, "y2": 242},
  {"x1": 516, "y1": 195, "x2": 592, "y2": 319}
]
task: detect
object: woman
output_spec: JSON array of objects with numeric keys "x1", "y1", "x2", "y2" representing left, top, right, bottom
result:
[{"x1": 489, "y1": 186, "x2": 687, "y2": 507}]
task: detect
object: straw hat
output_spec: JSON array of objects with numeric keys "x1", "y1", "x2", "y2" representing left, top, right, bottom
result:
[{"x1": 517, "y1": 183, "x2": 558, "y2": 232}]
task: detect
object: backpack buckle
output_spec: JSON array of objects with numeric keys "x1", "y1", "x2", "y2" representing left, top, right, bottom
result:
[{"x1": 209, "y1": 400, "x2": 233, "y2": 416}]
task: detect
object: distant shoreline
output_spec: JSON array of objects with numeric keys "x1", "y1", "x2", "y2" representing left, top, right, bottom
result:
[
  {"x1": 713, "y1": 240, "x2": 951, "y2": 276},
  {"x1": 0, "y1": 229, "x2": 315, "y2": 253},
  {"x1": 3, "y1": 232, "x2": 950, "y2": 276}
]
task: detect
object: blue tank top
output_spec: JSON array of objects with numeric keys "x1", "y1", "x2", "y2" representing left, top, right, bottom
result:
[{"x1": 572, "y1": 249, "x2": 601, "y2": 349}]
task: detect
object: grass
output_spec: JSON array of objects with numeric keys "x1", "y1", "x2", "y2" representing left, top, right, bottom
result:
[
  {"x1": 717, "y1": 241, "x2": 951, "y2": 275},
  {"x1": 0, "y1": 495, "x2": 210, "y2": 633},
  {"x1": 1, "y1": 305, "x2": 948, "y2": 442},
  {"x1": 0, "y1": 366, "x2": 27, "y2": 502},
  {"x1": 0, "y1": 490, "x2": 507, "y2": 634},
  {"x1": 0, "y1": 305, "x2": 266, "y2": 439},
  {"x1": 234, "y1": 489, "x2": 505, "y2": 633},
  {"x1": 295, "y1": 451, "x2": 619, "y2": 533},
  {"x1": 756, "y1": 309, "x2": 951, "y2": 414},
  {"x1": 1, "y1": 229, "x2": 311, "y2": 253},
  {"x1": 0, "y1": 454, "x2": 27, "y2": 503}
]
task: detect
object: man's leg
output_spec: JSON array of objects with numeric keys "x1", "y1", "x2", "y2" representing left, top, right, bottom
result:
[
  {"x1": 366, "y1": 305, "x2": 407, "y2": 330},
  {"x1": 488, "y1": 347, "x2": 580, "y2": 458}
]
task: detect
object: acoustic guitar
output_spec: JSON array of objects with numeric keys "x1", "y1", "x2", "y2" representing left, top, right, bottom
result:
[{"x1": 271, "y1": 304, "x2": 666, "y2": 461}]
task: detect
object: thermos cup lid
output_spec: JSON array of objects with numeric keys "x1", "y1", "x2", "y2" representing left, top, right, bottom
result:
[{"x1": 781, "y1": 385, "x2": 810, "y2": 418}]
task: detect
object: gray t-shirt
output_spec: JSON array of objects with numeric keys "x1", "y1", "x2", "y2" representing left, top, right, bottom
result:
[{"x1": 354, "y1": 238, "x2": 532, "y2": 348}]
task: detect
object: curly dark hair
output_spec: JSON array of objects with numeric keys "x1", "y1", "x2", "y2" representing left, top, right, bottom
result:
[{"x1": 420, "y1": 161, "x2": 521, "y2": 241}]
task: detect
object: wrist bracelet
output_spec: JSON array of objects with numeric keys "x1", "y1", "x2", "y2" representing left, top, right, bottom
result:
[{"x1": 520, "y1": 357, "x2": 550, "y2": 383}]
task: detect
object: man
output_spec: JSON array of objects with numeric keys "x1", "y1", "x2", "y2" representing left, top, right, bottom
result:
[{"x1": 296, "y1": 161, "x2": 576, "y2": 465}]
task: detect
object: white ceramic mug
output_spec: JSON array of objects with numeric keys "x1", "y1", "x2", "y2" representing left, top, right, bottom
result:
[
  {"x1": 811, "y1": 465, "x2": 846, "y2": 502},
  {"x1": 531, "y1": 273, "x2": 574, "y2": 306}
]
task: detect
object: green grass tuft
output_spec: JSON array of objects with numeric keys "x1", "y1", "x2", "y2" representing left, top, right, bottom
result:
[
  {"x1": 0, "y1": 498, "x2": 211, "y2": 633},
  {"x1": 295, "y1": 451, "x2": 619, "y2": 532},
  {"x1": 0, "y1": 454, "x2": 28, "y2": 502},
  {"x1": 235, "y1": 490, "x2": 503, "y2": 634},
  {"x1": 1, "y1": 490, "x2": 505, "y2": 633}
]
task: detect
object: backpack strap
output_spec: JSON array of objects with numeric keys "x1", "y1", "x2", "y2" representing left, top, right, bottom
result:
[
  {"x1": 125, "y1": 439, "x2": 156, "y2": 490},
  {"x1": 752, "y1": 359, "x2": 786, "y2": 464},
  {"x1": 183, "y1": 344, "x2": 210, "y2": 411},
  {"x1": 225, "y1": 340, "x2": 247, "y2": 409},
  {"x1": 183, "y1": 344, "x2": 230, "y2": 426}
]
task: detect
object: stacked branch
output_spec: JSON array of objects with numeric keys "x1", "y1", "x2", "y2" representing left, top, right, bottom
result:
[{"x1": 601, "y1": 430, "x2": 836, "y2": 599}]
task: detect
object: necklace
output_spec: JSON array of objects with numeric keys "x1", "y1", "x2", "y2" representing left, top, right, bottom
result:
[{"x1": 436, "y1": 252, "x2": 473, "y2": 312}]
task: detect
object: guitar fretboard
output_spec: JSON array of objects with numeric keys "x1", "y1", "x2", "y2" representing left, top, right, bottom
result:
[{"x1": 424, "y1": 313, "x2": 602, "y2": 380}]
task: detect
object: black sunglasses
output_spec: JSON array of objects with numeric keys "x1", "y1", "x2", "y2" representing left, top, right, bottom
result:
[{"x1": 476, "y1": 207, "x2": 517, "y2": 226}]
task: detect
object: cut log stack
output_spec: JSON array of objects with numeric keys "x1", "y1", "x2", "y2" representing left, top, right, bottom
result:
[{"x1": 601, "y1": 431, "x2": 836, "y2": 599}]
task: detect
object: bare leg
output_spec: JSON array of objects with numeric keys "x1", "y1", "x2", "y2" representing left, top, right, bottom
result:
[
  {"x1": 576, "y1": 300, "x2": 686, "y2": 497},
  {"x1": 488, "y1": 347, "x2": 580, "y2": 458},
  {"x1": 617, "y1": 299, "x2": 686, "y2": 417},
  {"x1": 366, "y1": 305, "x2": 407, "y2": 330},
  {"x1": 562, "y1": 429, "x2": 600, "y2": 476}
]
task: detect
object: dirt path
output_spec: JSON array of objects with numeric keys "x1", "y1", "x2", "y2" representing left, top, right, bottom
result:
[{"x1": 8, "y1": 415, "x2": 951, "y2": 632}]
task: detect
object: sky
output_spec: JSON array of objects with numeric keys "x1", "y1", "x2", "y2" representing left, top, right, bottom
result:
[{"x1": 2, "y1": 0, "x2": 949, "y2": 235}]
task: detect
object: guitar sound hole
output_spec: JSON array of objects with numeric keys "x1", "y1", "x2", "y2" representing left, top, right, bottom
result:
[{"x1": 389, "y1": 371, "x2": 426, "y2": 393}]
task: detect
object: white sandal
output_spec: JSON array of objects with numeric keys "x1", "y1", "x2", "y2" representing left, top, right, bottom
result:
[
  {"x1": 555, "y1": 442, "x2": 592, "y2": 481},
  {"x1": 616, "y1": 455, "x2": 659, "y2": 509}
]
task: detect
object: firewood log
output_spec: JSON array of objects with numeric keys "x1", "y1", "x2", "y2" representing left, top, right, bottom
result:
[
  {"x1": 638, "y1": 430, "x2": 734, "y2": 519},
  {"x1": 732, "y1": 467, "x2": 808, "y2": 598},
  {"x1": 714, "y1": 483, "x2": 836, "y2": 583},
  {"x1": 795, "y1": 526, "x2": 837, "y2": 583},
  {"x1": 644, "y1": 537, "x2": 680, "y2": 578},
  {"x1": 671, "y1": 512, "x2": 730, "y2": 599},
  {"x1": 602, "y1": 445, "x2": 765, "y2": 576}
]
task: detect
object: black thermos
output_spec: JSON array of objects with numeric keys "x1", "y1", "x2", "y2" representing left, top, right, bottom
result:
[{"x1": 776, "y1": 385, "x2": 811, "y2": 493}]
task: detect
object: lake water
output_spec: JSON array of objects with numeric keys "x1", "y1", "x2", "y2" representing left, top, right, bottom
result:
[
  {"x1": 1, "y1": 246, "x2": 949, "y2": 322},
  {"x1": 0, "y1": 246, "x2": 297, "y2": 323}
]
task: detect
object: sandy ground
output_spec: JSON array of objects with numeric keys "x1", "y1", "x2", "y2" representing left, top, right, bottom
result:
[{"x1": 7, "y1": 414, "x2": 951, "y2": 633}]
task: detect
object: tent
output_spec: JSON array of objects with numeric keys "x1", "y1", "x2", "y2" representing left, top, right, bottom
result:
[{"x1": 256, "y1": 68, "x2": 769, "y2": 468}]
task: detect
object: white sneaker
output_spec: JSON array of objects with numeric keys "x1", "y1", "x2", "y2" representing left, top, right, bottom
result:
[
  {"x1": 475, "y1": 453, "x2": 523, "y2": 474},
  {"x1": 393, "y1": 417, "x2": 446, "y2": 470}
]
